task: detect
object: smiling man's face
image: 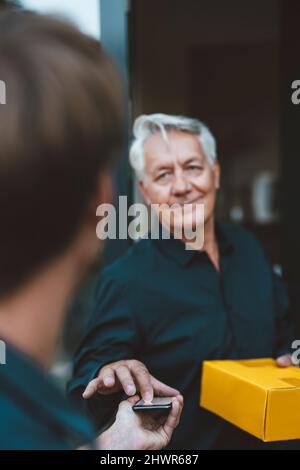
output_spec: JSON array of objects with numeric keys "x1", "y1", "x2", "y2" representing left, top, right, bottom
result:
[{"x1": 139, "y1": 130, "x2": 220, "y2": 235}]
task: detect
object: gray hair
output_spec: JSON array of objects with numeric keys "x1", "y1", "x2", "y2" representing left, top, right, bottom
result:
[{"x1": 129, "y1": 113, "x2": 217, "y2": 181}]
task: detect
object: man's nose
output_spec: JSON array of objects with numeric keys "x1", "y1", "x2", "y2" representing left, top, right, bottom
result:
[{"x1": 171, "y1": 172, "x2": 191, "y2": 196}]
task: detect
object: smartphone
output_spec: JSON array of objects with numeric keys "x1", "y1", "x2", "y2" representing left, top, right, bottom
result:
[{"x1": 132, "y1": 397, "x2": 173, "y2": 412}]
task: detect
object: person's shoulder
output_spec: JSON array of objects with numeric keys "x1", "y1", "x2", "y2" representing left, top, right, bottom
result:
[
  {"x1": 0, "y1": 392, "x2": 65, "y2": 450},
  {"x1": 0, "y1": 400, "x2": 32, "y2": 449}
]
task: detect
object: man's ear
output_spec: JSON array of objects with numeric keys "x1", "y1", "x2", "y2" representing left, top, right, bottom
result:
[{"x1": 213, "y1": 161, "x2": 221, "y2": 190}]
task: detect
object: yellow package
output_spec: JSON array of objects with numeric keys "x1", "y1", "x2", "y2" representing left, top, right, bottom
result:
[{"x1": 200, "y1": 358, "x2": 300, "y2": 441}]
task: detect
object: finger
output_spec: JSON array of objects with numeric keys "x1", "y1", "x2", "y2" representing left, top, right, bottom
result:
[
  {"x1": 276, "y1": 354, "x2": 293, "y2": 368},
  {"x1": 151, "y1": 376, "x2": 180, "y2": 397},
  {"x1": 132, "y1": 366, "x2": 154, "y2": 402},
  {"x1": 82, "y1": 377, "x2": 101, "y2": 399},
  {"x1": 175, "y1": 394, "x2": 184, "y2": 406},
  {"x1": 100, "y1": 367, "x2": 116, "y2": 388},
  {"x1": 162, "y1": 397, "x2": 183, "y2": 440},
  {"x1": 115, "y1": 366, "x2": 137, "y2": 396},
  {"x1": 127, "y1": 394, "x2": 140, "y2": 405}
]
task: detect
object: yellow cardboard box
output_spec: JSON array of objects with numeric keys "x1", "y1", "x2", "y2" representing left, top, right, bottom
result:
[{"x1": 200, "y1": 358, "x2": 300, "y2": 442}]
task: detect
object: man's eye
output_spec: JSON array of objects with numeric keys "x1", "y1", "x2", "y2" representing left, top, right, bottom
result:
[
  {"x1": 187, "y1": 166, "x2": 202, "y2": 171},
  {"x1": 156, "y1": 172, "x2": 170, "y2": 180}
]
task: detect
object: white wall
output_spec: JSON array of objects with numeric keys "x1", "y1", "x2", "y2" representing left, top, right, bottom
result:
[{"x1": 21, "y1": 0, "x2": 101, "y2": 39}]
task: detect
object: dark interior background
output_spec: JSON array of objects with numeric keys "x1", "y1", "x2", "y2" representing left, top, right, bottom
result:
[{"x1": 128, "y1": 0, "x2": 300, "y2": 335}]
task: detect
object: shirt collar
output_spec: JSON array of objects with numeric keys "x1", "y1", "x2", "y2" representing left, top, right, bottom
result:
[{"x1": 154, "y1": 222, "x2": 234, "y2": 266}]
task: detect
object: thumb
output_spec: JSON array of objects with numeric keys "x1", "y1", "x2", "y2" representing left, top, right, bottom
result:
[{"x1": 127, "y1": 395, "x2": 141, "y2": 405}]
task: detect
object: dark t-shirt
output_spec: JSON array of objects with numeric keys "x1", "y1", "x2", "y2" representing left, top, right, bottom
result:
[{"x1": 0, "y1": 343, "x2": 94, "y2": 450}]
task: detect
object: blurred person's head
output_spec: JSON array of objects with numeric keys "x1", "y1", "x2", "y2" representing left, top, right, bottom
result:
[
  {"x1": 0, "y1": 10, "x2": 124, "y2": 301},
  {"x1": 129, "y1": 114, "x2": 220, "y2": 237}
]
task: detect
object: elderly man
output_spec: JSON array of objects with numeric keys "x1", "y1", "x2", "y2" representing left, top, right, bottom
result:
[{"x1": 69, "y1": 113, "x2": 296, "y2": 449}]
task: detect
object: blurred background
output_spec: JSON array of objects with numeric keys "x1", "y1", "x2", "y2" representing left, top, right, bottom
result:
[{"x1": 17, "y1": 0, "x2": 300, "y2": 382}]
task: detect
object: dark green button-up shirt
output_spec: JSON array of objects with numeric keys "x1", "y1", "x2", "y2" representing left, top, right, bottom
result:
[
  {"x1": 0, "y1": 343, "x2": 94, "y2": 450},
  {"x1": 69, "y1": 223, "x2": 296, "y2": 449}
]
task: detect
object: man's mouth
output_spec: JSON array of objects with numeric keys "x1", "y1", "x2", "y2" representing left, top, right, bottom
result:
[{"x1": 175, "y1": 197, "x2": 205, "y2": 206}]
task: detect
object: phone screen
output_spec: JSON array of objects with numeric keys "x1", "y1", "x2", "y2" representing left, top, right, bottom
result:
[{"x1": 132, "y1": 397, "x2": 173, "y2": 412}]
